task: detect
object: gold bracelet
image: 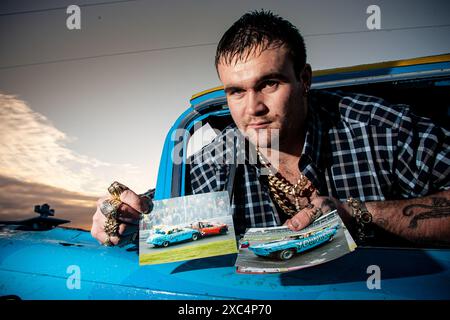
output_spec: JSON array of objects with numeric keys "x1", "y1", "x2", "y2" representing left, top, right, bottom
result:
[{"x1": 347, "y1": 197, "x2": 373, "y2": 242}]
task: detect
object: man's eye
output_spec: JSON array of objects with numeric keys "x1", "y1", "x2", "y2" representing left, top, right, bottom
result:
[
  {"x1": 229, "y1": 89, "x2": 244, "y2": 96},
  {"x1": 261, "y1": 81, "x2": 279, "y2": 91}
]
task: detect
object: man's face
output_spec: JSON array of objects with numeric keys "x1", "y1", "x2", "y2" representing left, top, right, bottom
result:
[{"x1": 217, "y1": 45, "x2": 308, "y2": 149}]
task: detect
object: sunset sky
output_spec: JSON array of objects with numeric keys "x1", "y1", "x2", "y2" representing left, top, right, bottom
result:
[{"x1": 1, "y1": 0, "x2": 449, "y2": 229}]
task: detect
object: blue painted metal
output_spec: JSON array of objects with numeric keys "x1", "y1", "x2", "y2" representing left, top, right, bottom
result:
[
  {"x1": 190, "y1": 89, "x2": 225, "y2": 106},
  {"x1": 2, "y1": 55, "x2": 450, "y2": 300},
  {"x1": 154, "y1": 106, "x2": 195, "y2": 201},
  {"x1": 1, "y1": 227, "x2": 449, "y2": 299},
  {"x1": 312, "y1": 61, "x2": 450, "y2": 84}
]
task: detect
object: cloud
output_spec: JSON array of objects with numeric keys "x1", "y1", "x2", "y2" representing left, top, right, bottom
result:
[
  {"x1": 0, "y1": 174, "x2": 96, "y2": 230},
  {"x1": 0, "y1": 93, "x2": 150, "y2": 196}
]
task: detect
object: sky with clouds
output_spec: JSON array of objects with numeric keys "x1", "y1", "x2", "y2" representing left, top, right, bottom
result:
[
  {"x1": 0, "y1": 0, "x2": 449, "y2": 229},
  {"x1": 0, "y1": 93, "x2": 144, "y2": 194}
]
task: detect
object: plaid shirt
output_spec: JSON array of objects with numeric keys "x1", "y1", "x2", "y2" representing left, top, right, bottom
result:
[{"x1": 189, "y1": 90, "x2": 450, "y2": 231}]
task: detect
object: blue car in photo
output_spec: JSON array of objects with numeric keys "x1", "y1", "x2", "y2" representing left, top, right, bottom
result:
[
  {"x1": 146, "y1": 227, "x2": 200, "y2": 247},
  {"x1": 249, "y1": 225, "x2": 339, "y2": 260}
]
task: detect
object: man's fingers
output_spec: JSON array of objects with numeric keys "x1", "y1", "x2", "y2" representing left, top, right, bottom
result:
[
  {"x1": 284, "y1": 219, "x2": 296, "y2": 231},
  {"x1": 115, "y1": 202, "x2": 141, "y2": 224},
  {"x1": 91, "y1": 218, "x2": 120, "y2": 246},
  {"x1": 92, "y1": 186, "x2": 143, "y2": 246},
  {"x1": 97, "y1": 194, "x2": 141, "y2": 223},
  {"x1": 285, "y1": 218, "x2": 302, "y2": 231},
  {"x1": 101, "y1": 232, "x2": 120, "y2": 246},
  {"x1": 119, "y1": 189, "x2": 151, "y2": 214},
  {"x1": 284, "y1": 211, "x2": 312, "y2": 231},
  {"x1": 117, "y1": 223, "x2": 138, "y2": 247},
  {"x1": 118, "y1": 222, "x2": 138, "y2": 237},
  {"x1": 92, "y1": 218, "x2": 136, "y2": 247},
  {"x1": 92, "y1": 206, "x2": 106, "y2": 232}
]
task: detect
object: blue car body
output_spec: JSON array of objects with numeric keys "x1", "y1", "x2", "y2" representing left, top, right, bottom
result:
[
  {"x1": 146, "y1": 227, "x2": 199, "y2": 247},
  {"x1": 1, "y1": 54, "x2": 450, "y2": 299},
  {"x1": 249, "y1": 226, "x2": 339, "y2": 259}
]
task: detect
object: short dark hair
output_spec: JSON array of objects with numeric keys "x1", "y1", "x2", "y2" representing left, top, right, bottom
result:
[{"x1": 215, "y1": 10, "x2": 307, "y2": 78}]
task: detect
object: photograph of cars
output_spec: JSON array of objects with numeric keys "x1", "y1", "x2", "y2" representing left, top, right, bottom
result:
[
  {"x1": 146, "y1": 226, "x2": 200, "y2": 247},
  {"x1": 190, "y1": 221, "x2": 228, "y2": 237},
  {"x1": 248, "y1": 225, "x2": 340, "y2": 260}
]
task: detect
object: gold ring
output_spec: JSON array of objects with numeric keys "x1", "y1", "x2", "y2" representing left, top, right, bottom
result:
[
  {"x1": 108, "y1": 181, "x2": 129, "y2": 200},
  {"x1": 104, "y1": 216, "x2": 120, "y2": 237},
  {"x1": 100, "y1": 198, "x2": 122, "y2": 219},
  {"x1": 103, "y1": 235, "x2": 114, "y2": 247}
]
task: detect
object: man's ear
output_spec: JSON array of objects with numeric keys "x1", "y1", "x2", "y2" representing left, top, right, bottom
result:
[{"x1": 300, "y1": 63, "x2": 312, "y2": 91}]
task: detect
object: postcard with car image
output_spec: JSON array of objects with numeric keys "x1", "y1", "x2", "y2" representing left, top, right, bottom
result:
[
  {"x1": 139, "y1": 191, "x2": 238, "y2": 265},
  {"x1": 235, "y1": 210, "x2": 357, "y2": 273}
]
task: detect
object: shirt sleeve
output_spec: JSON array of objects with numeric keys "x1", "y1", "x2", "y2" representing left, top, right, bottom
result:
[{"x1": 395, "y1": 107, "x2": 450, "y2": 197}]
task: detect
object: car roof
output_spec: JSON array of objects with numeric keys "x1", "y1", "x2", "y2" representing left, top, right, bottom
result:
[{"x1": 189, "y1": 53, "x2": 450, "y2": 105}]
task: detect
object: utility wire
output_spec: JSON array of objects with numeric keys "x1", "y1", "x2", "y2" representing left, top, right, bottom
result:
[
  {"x1": 0, "y1": 43, "x2": 218, "y2": 70},
  {"x1": 304, "y1": 23, "x2": 450, "y2": 37},
  {"x1": 0, "y1": 0, "x2": 142, "y2": 17},
  {"x1": 1, "y1": 24, "x2": 449, "y2": 71}
]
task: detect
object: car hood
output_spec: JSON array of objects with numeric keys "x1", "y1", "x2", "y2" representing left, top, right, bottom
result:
[{"x1": 2, "y1": 226, "x2": 450, "y2": 299}]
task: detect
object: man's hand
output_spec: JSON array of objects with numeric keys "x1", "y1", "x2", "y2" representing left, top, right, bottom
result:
[
  {"x1": 284, "y1": 194, "x2": 351, "y2": 231},
  {"x1": 91, "y1": 188, "x2": 151, "y2": 246}
]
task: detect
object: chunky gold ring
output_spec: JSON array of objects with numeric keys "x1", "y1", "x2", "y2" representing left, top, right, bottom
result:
[
  {"x1": 108, "y1": 181, "x2": 129, "y2": 200},
  {"x1": 100, "y1": 198, "x2": 121, "y2": 219},
  {"x1": 104, "y1": 216, "x2": 120, "y2": 236},
  {"x1": 103, "y1": 235, "x2": 114, "y2": 247}
]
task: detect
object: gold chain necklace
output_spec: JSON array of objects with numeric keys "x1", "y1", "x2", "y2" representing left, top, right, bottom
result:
[{"x1": 257, "y1": 147, "x2": 316, "y2": 217}]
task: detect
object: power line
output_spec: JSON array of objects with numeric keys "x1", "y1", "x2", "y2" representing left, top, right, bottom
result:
[
  {"x1": 1, "y1": 24, "x2": 449, "y2": 71},
  {"x1": 0, "y1": 0, "x2": 142, "y2": 17},
  {"x1": 0, "y1": 42, "x2": 218, "y2": 70},
  {"x1": 303, "y1": 23, "x2": 450, "y2": 37}
]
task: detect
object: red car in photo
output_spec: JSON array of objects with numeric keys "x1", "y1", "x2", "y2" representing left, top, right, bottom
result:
[{"x1": 190, "y1": 221, "x2": 228, "y2": 236}]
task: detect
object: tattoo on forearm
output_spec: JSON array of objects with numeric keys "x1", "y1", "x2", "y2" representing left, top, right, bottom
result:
[{"x1": 402, "y1": 197, "x2": 450, "y2": 229}]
